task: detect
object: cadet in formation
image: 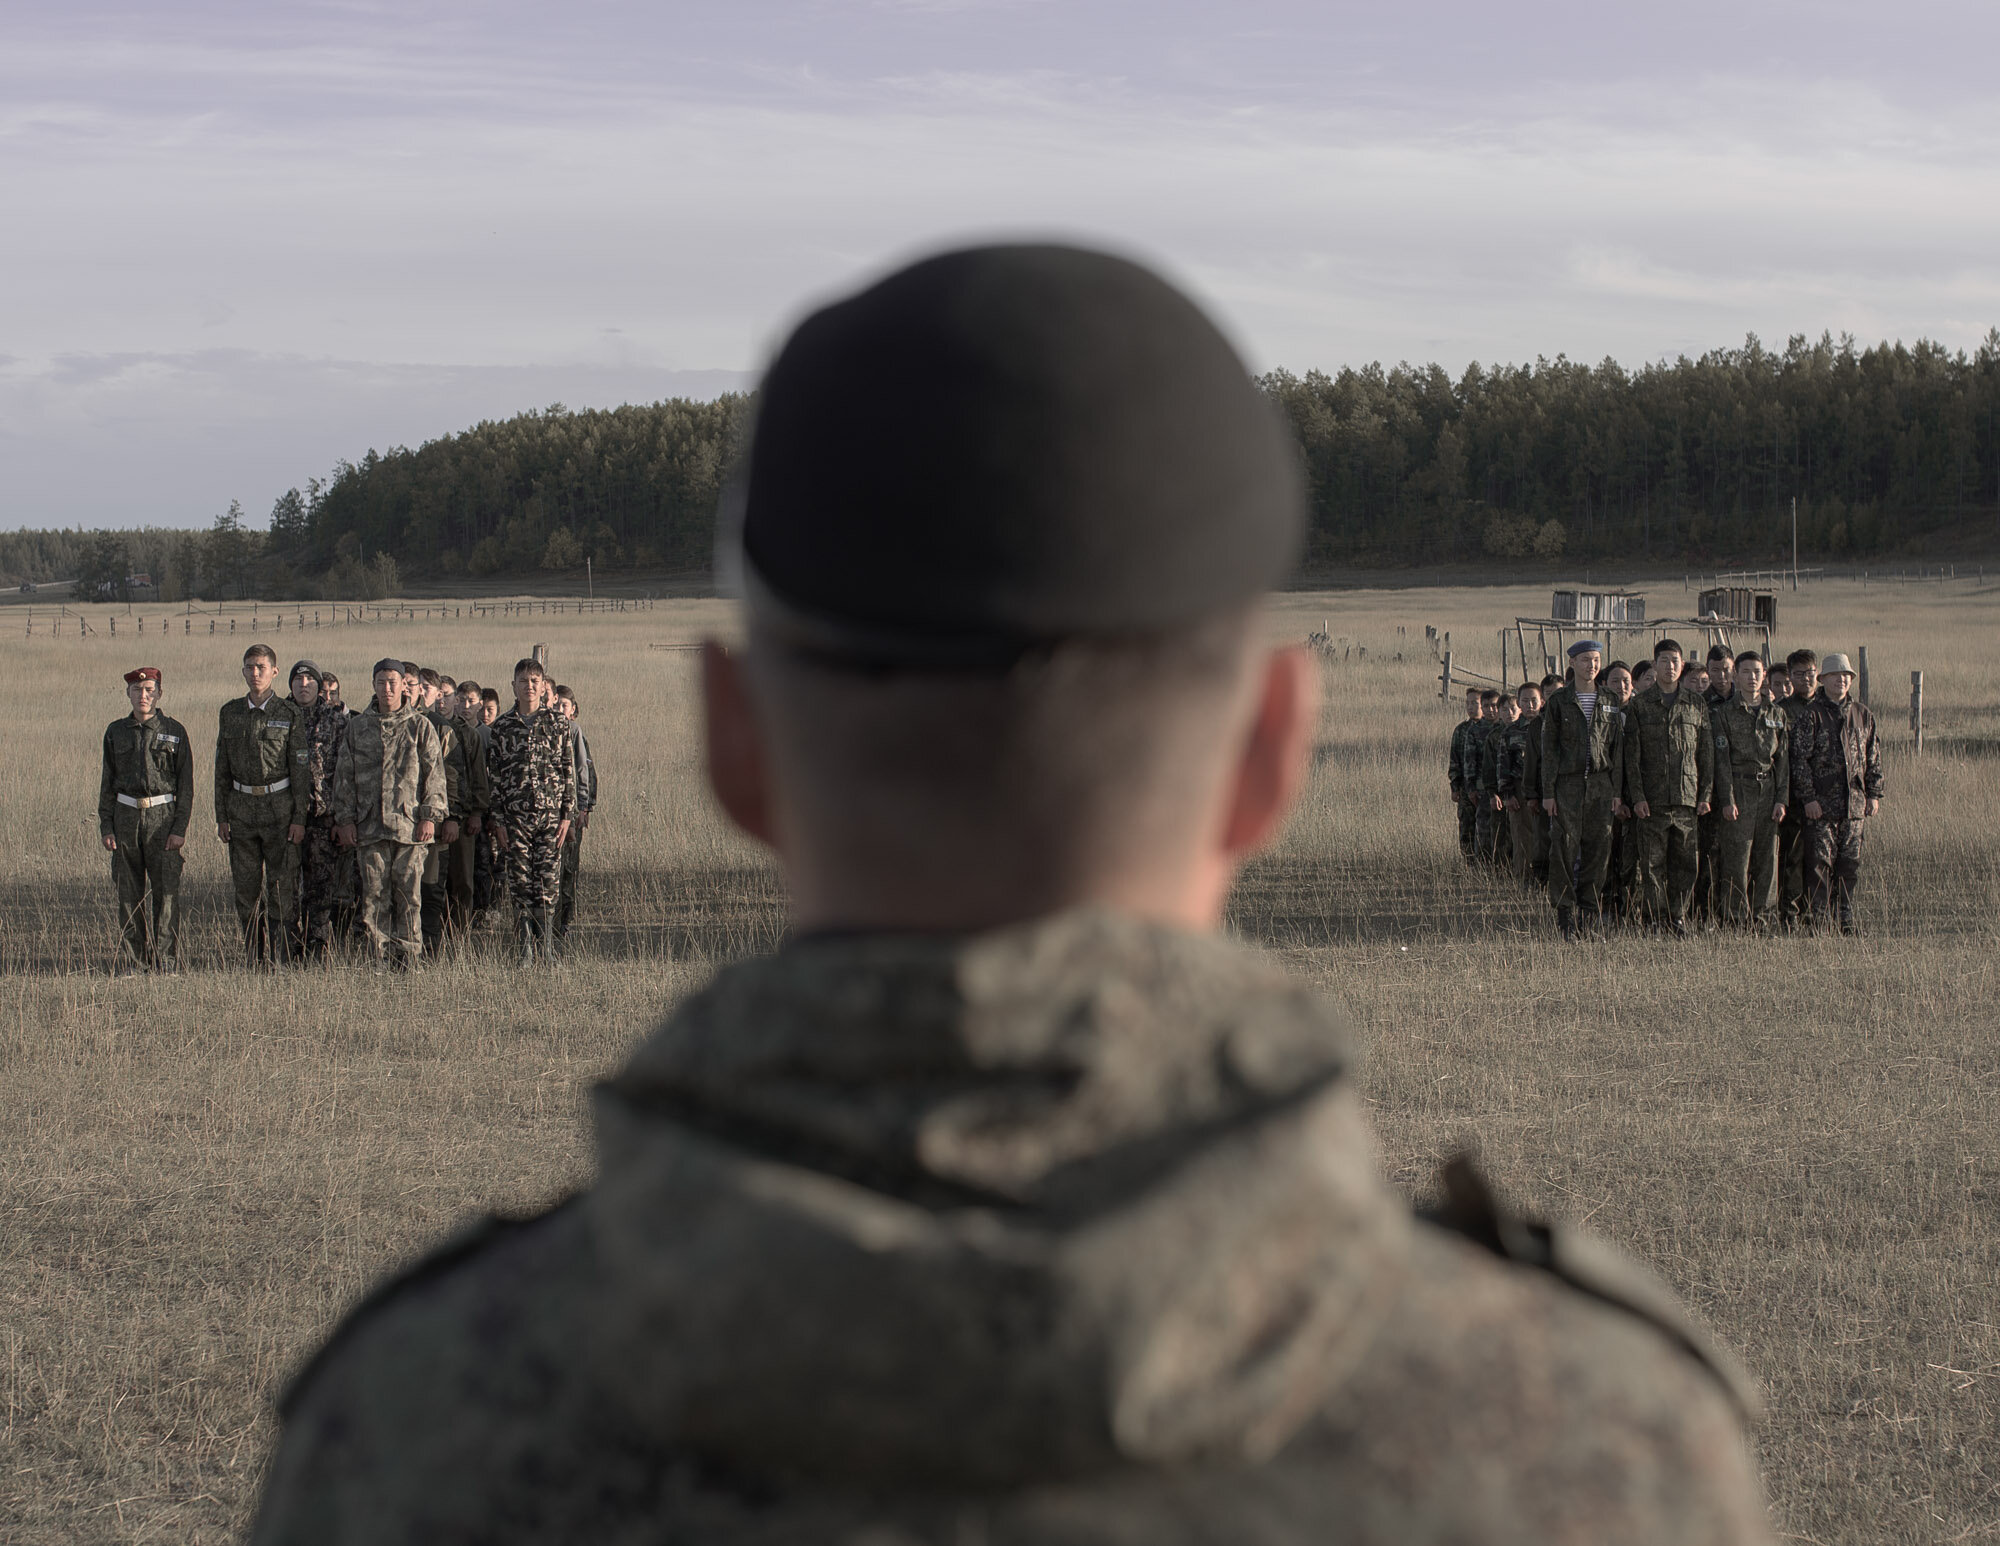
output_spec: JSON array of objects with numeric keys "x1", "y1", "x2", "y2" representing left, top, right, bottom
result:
[
  {"x1": 1711, "y1": 652, "x2": 1789, "y2": 928},
  {"x1": 214, "y1": 644, "x2": 308, "y2": 965},
  {"x1": 486, "y1": 657, "x2": 575, "y2": 963},
  {"x1": 254, "y1": 242, "x2": 1765, "y2": 1546},
  {"x1": 1694, "y1": 643, "x2": 1736, "y2": 921},
  {"x1": 440, "y1": 679, "x2": 491, "y2": 937},
  {"x1": 1472, "y1": 690, "x2": 1516, "y2": 869},
  {"x1": 100, "y1": 666, "x2": 193, "y2": 974},
  {"x1": 552, "y1": 685, "x2": 595, "y2": 945},
  {"x1": 333, "y1": 659, "x2": 447, "y2": 970},
  {"x1": 1628, "y1": 638, "x2": 1715, "y2": 937},
  {"x1": 1776, "y1": 649, "x2": 1819, "y2": 925},
  {"x1": 1445, "y1": 684, "x2": 1481, "y2": 859},
  {"x1": 1791, "y1": 651, "x2": 1884, "y2": 933},
  {"x1": 1538, "y1": 639, "x2": 1637, "y2": 939},
  {"x1": 289, "y1": 659, "x2": 351, "y2": 962}
]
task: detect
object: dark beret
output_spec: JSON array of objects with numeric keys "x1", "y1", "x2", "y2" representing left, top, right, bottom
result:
[
  {"x1": 124, "y1": 666, "x2": 161, "y2": 685},
  {"x1": 1568, "y1": 639, "x2": 1604, "y2": 658},
  {"x1": 373, "y1": 657, "x2": 406, "y2": 678},
  {"x1": 738, "y1": 243, "x2": 1303, "y2": 667}
]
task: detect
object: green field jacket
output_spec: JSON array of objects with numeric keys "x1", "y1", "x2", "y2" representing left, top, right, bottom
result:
[
  {"x1": 1712, "y1": 697, "x2": 1790, "y2": 813},
  {"x1": 1628, "y1": 683, "x2": 1715, "y2": 811},
  {"x1": 1538, "y1": 685, "x2": 1633, "y2": 803},
  {"x1": 99, "y1": 712, "x2": 195, "y2": 839},
  {"x1": 214, "y1": 694, "x2": 309, "y2": 826},
  {"x1": 333, "y1": 704, "x2": 448, "y2": 844}
]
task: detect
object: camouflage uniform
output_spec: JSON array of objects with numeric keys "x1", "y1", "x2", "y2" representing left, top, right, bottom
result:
[
  {"x1": 419, "y1": 709, "x2": 480, "y2": 952},
  {"x1": 1711, "y1": 695, "x2": 1790, "y2": 928},
  {"x1": 1790, "y1": 691, "x2": 1884, "y2": 931},
  {"x1": 295, "y1": 697, "x2": 351, "y2": 957},
  {"x1": 445, "y1": 716, "x2": 491, "y2": 933},
  {"x1": 253, "y1": 911, "x2": 1768, "y2": 1546},
  {"x1": 487, "y1": 704, "x2": 577, "y2": 958},
  {"x1": 1495, "y1": 710, "x2": 1546, "y2": 887},
  {"x1": 1693, "y1": 683, "x2": 1734, "y2": 921},
  {"x1": 1459, "y1": 716, "x2": 1496, "y2": 865},
  {"x1": 1628, "y1": 683, "x2": 1715, "y2": 930},
  {"x1": 214, "y1": 694, "x2": 309, "y2": 962},
  {"x1": 1539, "y1": 684, "x2": 1636, "y2": 928},
  {"x1": 1776, "y1": 693, "x2": 1816, "y2": 925},
  {"x1": 333, "y1": 704, "x2": 448, "y2": 966},
  {"x1": 554, "y1": 721, "x2": 596, "y2": 942},
  {"x1": 1473, "y1": 722, "x2": 1511, "y2": 868},
  {"x1": 99, "y1": 710, "x2": 194, "y2": 970},
  {"x1": 1447, "y1": 714, "x2": 1478, "y2": 858}
]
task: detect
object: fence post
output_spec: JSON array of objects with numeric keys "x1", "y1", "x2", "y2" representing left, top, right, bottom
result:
[
  {"x1": 1857, "y1": 646, "x2": 1870, "y2": 707},
  {"x1": 1910, "y1": 670, "x2": 1924, "y2": 754},
  {"x1": 1439, "y1": 650, "x2": 1453, "y2": 701}
]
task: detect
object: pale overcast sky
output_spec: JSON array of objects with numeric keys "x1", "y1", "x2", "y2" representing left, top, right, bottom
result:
[{"x1": 5, "y1": 0, "x2": 1998, "y2": 529}]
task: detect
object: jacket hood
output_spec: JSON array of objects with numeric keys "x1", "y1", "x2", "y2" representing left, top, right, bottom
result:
[{"x1": 579, "y1": 909, "x2": 1410, "y2": 1490}]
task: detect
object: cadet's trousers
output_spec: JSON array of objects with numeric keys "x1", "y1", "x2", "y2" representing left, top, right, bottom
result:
[
  {"x1": 1455, "y1": 793, "x2": 1477, "y2": 858},
  {"x1": 447, "y1": 831, "x2": 477, "y2": 919},
  {"x1": 1507, "y1": 803, "x2": 1547, "y2": 888},
  {"x1": 1693, "y1": 809, "x2": 1723, "y2": 921},
  {"x1": 227, "y1": 816, "x2": 298, "y2": 959},
  {"x1": 110, "y1": 803, "x2": 183, "y2": 969},
  {"x1": 1547, "y1": 773, "x2": 1616, "y2": 915},
  {"x1": 1605, "y1": 813, "x2": 1640, "y2": 918},
  {"x1": 1473, "y1": 798, "x2": 1502, "y2": 865},
  {"x1": 1715, "y1": 777, "x2": 1782, "y2": 925},
  {"x1": 1777, "y1": 808, "x2": 1810, "y2": 922},
  {"x1": 554, "y1": 824, "x2": 584, "y2": 938},
  {"x1": 298, "y1": 817, "x2": 342, "y2": 950},
  {"x1": 1806, "y1": 815, "x2": 1865, "y2": 922},
  {"x1": 505, "y1": 819, "x2": 564, "y2": 910},
  {"x1": 358, "y1": 840, "x2": 427, "y2": 962},
  {"x1": 1639, "y1": 805, "x2": 1700, "y2": 925}
]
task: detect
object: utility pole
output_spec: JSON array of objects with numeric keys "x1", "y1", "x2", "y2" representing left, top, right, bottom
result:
[
  {"x1": 586, "y1": 557, "x2": 593, "y2": 600},
  {"x1": 1791, "y1": 497, "x2": 1798, "y2": 590}
]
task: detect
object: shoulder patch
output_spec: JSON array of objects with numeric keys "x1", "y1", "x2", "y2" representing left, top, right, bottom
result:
[
  {"x1": 277, "y1": 1195, "x2": 581, "y2": 1420},
  {"x1": 1419, "y1": 1155, "x2": 1760, "y2": 1422}
]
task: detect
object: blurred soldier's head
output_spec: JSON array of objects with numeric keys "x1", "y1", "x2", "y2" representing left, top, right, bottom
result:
[
  {"x1": 371, "y1": 658, "x2": 408, "y2": 714},
  {"x1": 555, "y1": 686, "x2": 579, "y2": 721},
  {"x1": 124, "y1": 666, "x2": 162, "y2": 718},
  {"x1": 1568, "y1": 642, "x2": 1602, "y2": 688},
  {"x1": 1479, "y1": 689, "x2": 1499, "y2": 719},
  {"x1": 242, "y1": 644, "x2": 279, "y2": 701},
  {"x1": 289, "y1": 660, "x2": 322, "y2": 708},
  {"x1": 1786, "y1": 648, "x2": 1817, "y2": 700},
  {"x1": 1517, "y1": 683, "x2": 1543, "y2": 715},
  {"x1": 1601, "y1": 662, "x2": 1634, "y2": 704},
  {"x1": 480, "y1": 688, "x2": 500, "y2": 725},
  {"x1": 706, "y1": 244, "x2": 1307, "y2": 935},
  {"x1": 512, "y1": 658, "x2": 550, "y2": 716},
  {"x1": 417, "y1": 668, "x2": 443, "y2": 709},
  {"x1": 1733, "y1": 655, "x2": 1766, "y2": 698},
  {"x1": 1463, "y1": 686, "x2": 1481, "y2": 719},
  {"x1": 455, "y1": 680, "x2": 482, "y2": 723},
  {"x1": 1820, "y1": 655, "x2": 1854, "y2": 702},
  {"x1": 322, "y1": 672, "x2": 344, "y2": 708},
  {"x1": 1494, "y1": 693, "x2": 1519, "y2": 724},
  {"x1": 1707, "y1": 645, "x2": 1734, "y2": 697}
]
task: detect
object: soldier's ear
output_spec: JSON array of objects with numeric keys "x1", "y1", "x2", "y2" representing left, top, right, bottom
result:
[{"x1": 702, "y1": 641, "x2": 777, "y2": 850}]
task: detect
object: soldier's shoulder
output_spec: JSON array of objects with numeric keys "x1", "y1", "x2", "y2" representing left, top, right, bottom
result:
[
  {"x1": 1412, "y1": 1157, "x2": 1758, "y2": 1420},
  {"x1": 157, "y1": 715, "x2": 192, "y2": 739}
]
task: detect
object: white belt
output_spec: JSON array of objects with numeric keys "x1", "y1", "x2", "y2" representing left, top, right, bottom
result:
[
  {"x1": 232, "y1": 778, "x2": 291, "y2": 796},
  {"x1": 117, "y1": 793, "x2": 176, "y2": 810}
]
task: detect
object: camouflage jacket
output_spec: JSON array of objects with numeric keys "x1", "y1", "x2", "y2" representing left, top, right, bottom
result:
[
  {"x1": 253, "y1": 911, "x2": 1767, "y2": 1546},
  {"x1": 1628, "y1": 683, "x2": 1715, "y2": 811},
  {"x1": 331, "y1": 704, "x2": 447, "y2": 844},
  {"x1": 421, "y1": 710, "x2": 480, "y2": 822},
  {"x1": 297, "y1": 698, "x2": 348, "y2": 821},
  {"x1": 1539, "y1": 684, "x2": 1635, "y2": 802},
  {"x1": 1790, "y1": 692, "x2": 1883, "y2": 820},
  {"x1": 1448, "y1": 716, "x2": 1476, "y2": 795},
  {"x1": 1459, "y1": 717, "x2": 1496, "y2": 792},
  {"x1": 214, "y1": 694, "x2": 309, "y2": 826},
  {"x1": 1517, "y1": 709, "x2": 1543, "y2": 802},
  {"x1": 487, "y1": 707, "x2": 576, "y2": 830},
  {"x1": 99, "y1": 712, "x2": 194, "y2": 839},
  {"x1": 1711, "y1": 696, "x2": 1791, "y2": 814},
  {"x1": 458, "y1": 714, "x2": 492, "y2": 819},
  {"x1": 1491, "y1": 713, "x2": 1537, "y2": 800}
]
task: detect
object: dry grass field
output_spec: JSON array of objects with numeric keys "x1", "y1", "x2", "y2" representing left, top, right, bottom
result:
[{"x1": 4, "y1": 579, "x2": 1998, "y2": 1543}]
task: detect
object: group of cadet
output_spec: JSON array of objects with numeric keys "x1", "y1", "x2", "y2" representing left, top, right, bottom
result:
[
  {"x1": 98, "y1": 646, "x2": 598, "y2": 973},
  {"x1": 1450, "y1": 638, "x2": 1885, "y2": 938}
]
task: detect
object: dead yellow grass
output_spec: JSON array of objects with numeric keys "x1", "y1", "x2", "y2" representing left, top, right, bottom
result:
[{"x1": 2, "y1": 580, "x2": 1997, "y2": 1542}]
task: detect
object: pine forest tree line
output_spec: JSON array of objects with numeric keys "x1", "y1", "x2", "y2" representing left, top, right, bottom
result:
[{"x1": 4, "y1": 330, "x2": 1998, "y2": 598}]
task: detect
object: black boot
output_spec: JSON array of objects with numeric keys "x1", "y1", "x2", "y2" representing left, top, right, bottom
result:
[{"x1": 1558, "y1": 906, "x2": 1577, "y2": 941}]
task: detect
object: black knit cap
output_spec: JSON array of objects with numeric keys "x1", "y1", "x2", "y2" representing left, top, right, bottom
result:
[{"x1": 737, "y1": 243, "x2": 1303, "y2": 668}]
